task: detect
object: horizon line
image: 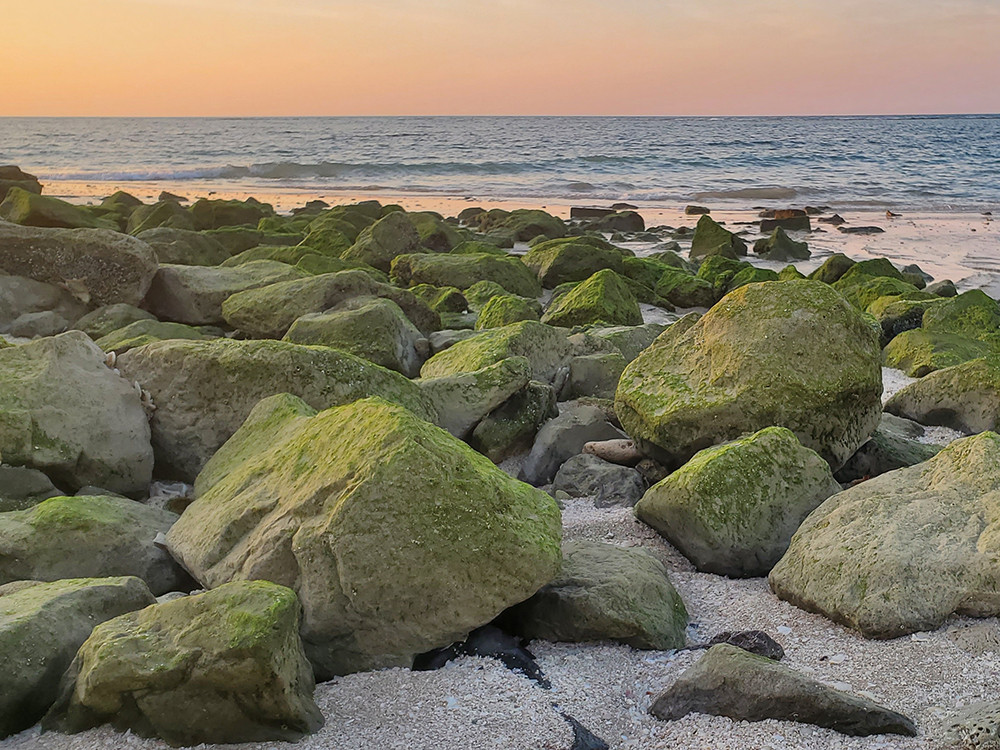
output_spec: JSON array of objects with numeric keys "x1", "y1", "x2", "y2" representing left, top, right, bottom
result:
[{"x1": 2, "y1": 112, "x2": 1000, "y2": 120}]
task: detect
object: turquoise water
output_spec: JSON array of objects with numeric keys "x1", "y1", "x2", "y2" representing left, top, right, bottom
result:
[{"x1": 0, "y1": 115, "x2": 997, "y2": 211}]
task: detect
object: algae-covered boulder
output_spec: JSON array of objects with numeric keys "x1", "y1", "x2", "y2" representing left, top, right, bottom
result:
[
  {"x1": 503, "y1": 541, "x2": 687, "y2": 650},
  {"x1": 222, "y1": 269, "x2": 439, "y2": 338},
  {"x1": 868, "y1": 295, "x2": 944, "y2": 346},
  {"x1": 541, "y1": 269, "x2": 642, "y2": 328},
  {"x1": 474, "y1": 208, "x2": 567, "y2": 242},
  {"x1": 44, "y1": 581, "x2": 322, "y2": 745},
  {"x1": 0, "y1": 332, "x2": 153, "y2": 495},
  {"x1": 391, "y1": 252, "x2": 542, "y2": 298},
  {"x1": 136, "y1": 227, "x2": 230, "y2": 266},
  {"x1": 96, "y1": 319, "x2": 219, "y2": 354},
  {"x1": 340, "y1": 211, "x2": 421, "y2": 272},
  {"x1": 189, "y1": 197, "x2": 273, "y2": 230},
  {"x1": 144, "y1": 260, "x2": 306, "y2": 326},
  {"x1": 126, "y1": 200, "x2": 196, "y2": 235},
  {"x1": 588, "y1": 323, "x2": 666, "y2": 363},
  {"x1": 418, "y1": 357, "x2": 531, "y2": 438},
  {"x1": 882, "y1": 329, "x2": 993, "y2": 377},
  {"x1": 167, "y1": 395, "x2": 562, "y2": 678},
  {"x1": 778, "y1": 264, "x2": 806, "y2": 281},
  {"x1": 408, "y1": 211, "x2": 466, "y2": 252},
  {"x1": 921, "y1": 289, "x2": 1000, "y2": 345},
  {"x1": 0, "y1": 188, "x2": 112, "y2": 230},
  {"x1": 0, "y1": 495, "x2": 186, "y2": 595},
  {"x1": 808, "y1": 253, "x2": 856, "y2": 284},
  {"x1": 0, "y1": 577, "x2": 155, "y2": 739},
  {"x1": 689, "y1": 215, "x2": 747, "y2": 260},
  {"x1": 727, "y1": 265, "x2": 779, "y2": 292},
  {"x1": 654, "y1": 269, "x2": 717, "y2": 309},
  {"x1": 522, "y1": 237, "x2": 627, "y2": 288},
  {"x1": 616, "y1": 280, "x2": 882, "y2": 470},
  {"x1": 0, "y1": 221, "x2": 157, "y2": 308},
  {"x1": 117, "y1": 338, "x2": 436, "y2": 481},
  {"x1": 753, "y1": 227, "x2": 810, "y2": 261},
  {"x1": 770, "y1": 432, "x2": 1000, "y2": 638},
  {"x1": 0, "y1": 166, "x2": 42, "y2": 204},
  {"x1": 420, "y1": 320, "x2": 573, "y2": 383},
  {"x1": 475, "y1": 294, "x2": 540, "y2": 329},
  {"x1": 635, "y1": 427, "x2": 841, "y2": 577},
  {"x1": 0, "y1": 274, "x2": 88, "y2": 337},
  {"x1": 410, "y1": 283, "x2": 468, "y2": 313},
  {"x1": 469, "y1": 381, "x2": 558, "y2": 463},
  {"x1": 884, "y1": 357, "x2": 1000, "y2": 433},
  {"x1": 71, "y1": 303, "x2": 156, "y2": 340},
  {"x1": 283, "y1": 298, "x2": 426, "y2": 377}
]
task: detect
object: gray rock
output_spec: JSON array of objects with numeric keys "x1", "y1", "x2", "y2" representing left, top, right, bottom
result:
[
  {"x1": 136, "y1": 227, "x2": 230, "y2": 266},
  {"x1": 563, "y1": 353, "x2": 627, "y2": 400},
  {"x1": 469, "y1": 381, "x2": 558, "y2": 463},
  {"x1": 71, "y1": 303, "x2": 157, "y2": 340},
  {"x1": 519, "y1": 404, "x2": 626, "y2": 486},
  {"x1": 885, "y1": 358, "x2": 1000, "y2": 434},
  {"x1": 834, "y1": 424, "x2": 941, "y2": 483},
  {"x1": 650, "y1": 644, "x2": 916, "y2": 737},
  {"x1": 0, "y1": 466, "x2": 60, "y2": 512},
  {"x1": 944, "y1": 701, "x2": 1000, "y2": 749},
  {"x1": 553, "y1": 454, "x2": 645, "y2": 507},
  {"x1": 0, "y1": 275, "x2": 87, "y2": 337}
]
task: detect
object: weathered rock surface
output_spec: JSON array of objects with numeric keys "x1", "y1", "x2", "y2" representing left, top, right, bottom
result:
[
  {"x1": 0, "y1": 466, "x2": 60, "y2": 512},
  {"x1": 391, "y1": 252, "x2": 543, "y2": 298},
  {"x1": 519, "y1": 403, "x2": 627, "y2": 486},
  {"x1": 469, "y1": 381, "x2": 558, "y2": 463},
  {"x1": 541, "y1": 270, "x2": 642, "y2": 328},
  {"x1": 0, "y1": 274, "x2": 88, "y2": 337},
  {"x1": 884, "y1": 357, "x2": 1000, "y2": 433},
  {"x1": 418, "y1": 357, "x2": 531, "y2": 438},
  {"x1": 553, "y1": 454, "x2": 645, "y2": 507},
  {"x1": 135, "y1": 227, "x2": 230, "y2": 266}
]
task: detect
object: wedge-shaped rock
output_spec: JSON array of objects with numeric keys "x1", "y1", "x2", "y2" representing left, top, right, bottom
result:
[
  {"x1": 616, "y1": 280, "x2": 882, "y2": 470},
  {"x1": 118, "y1": 338, "x2": 436, "y2": 482},
  {"x1": 168, "y1": 395, "x2": 561, "y2": 678},
  {"x1": 0, "y1": 577, "x2": 155, "y2": 739},
  {"x1": 44, "y1": 581, "x2": 322, "y2": 746},
  {"x1": 650, "y1": 644, "x2": 916, "y2": 736},
  {"x1": 636, "y1": 427, "x2": 841, "y2": 577},
  {"x1": 770, "y1": 432, "x2": 1000, "y2": 638},
  {"x1": 541, "y1": 269, "x2": 642, "y2": 328},
  {"x1": 0, "y1": 495, "x2": 187, "y2": 595},
  {"x1": 0, "y1": 332, "x2": 153, "y2": 495},
  {"x1": 418, "y1": 357, "x2": 531, "y2": 438},
  {"x1": 885, "y1": 357, "x2": 1000, "y2": 433}
]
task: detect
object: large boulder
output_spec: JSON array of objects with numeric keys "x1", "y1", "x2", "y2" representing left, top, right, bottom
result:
[
  {"x1": 519, "y1": 403, "x2": 627, "y2": 486},
  {"x1": 126, "y1": 200, "x2": 196, "y2": 234},
  {"x1": 635, "y1": 427, "x2": 841, "y2": 577},
  {"x1": 654, "y1": 269, "x2": 717, "y2": 309},
  {"x1": 882, "y1": 329, "x2": 993, "y2": 377},
  {"x1": 0, "y1": 166, "x2": 42, "y2": 203},
  {"x1": 0, "y1": 495, "x2": 187, "y2": 595},
  {"x1": 283, "y1": 298, "x2": 426, "y2": 377},
  {"x1": 44, "y1": 581, "x2": 322, "y2": 745},
  {"x1": 753, "y1": 227, "x2": 810, "y2": 261},
  {"x1": 144, "y1": 260, "x2": 306, "y2": 325},
  {"x1": 221, "y1": 269, "x2": 439, "y2": 338},
  {"x1": 167, "y1": 395, "x2": 562, "y2": 678},
  {"x1": 0, "y1": 221, "x2": 158, "y2": 308},
  {"x1": 418, "y1": 357, "x2": 531, "y2": 438},
  {"x1": 0, "y1": 466, "x2": 60, "y2": 512},
  {"x1": 0, "y1": 577, "x2": 155, "y2": 739},
  {"x1": 473, "y1": 208, "x2": 567, "y2": 243},
  {"x1": 95, "y1": 319, "x2": 219, "y2": 355},
  {"x1": 921, "y1": 289, "x2": 1000, "y2": 346},
  {"x1": 502, "y1": 540, "x2": 687, "y2": 650},
  {"x1": 615, "y1": 280, "x2": 883, "y2": 470},
  {"x1": 884, "y1": 357, "x2": 1000, "y2": 433},
  {"x1": 0, "y1": 274, "x2": 88, "y2": 337},
  {"x1": 552, "y1": 453, "x2": 645, "y2": 507},
  {"x1": 475, "y1": 294, "x2": 539, "y2": 329},
  {"x1": 189, "y1": 197, "x2": 273, "y2": 230},
  {"x1": 522, "y1": 237, "x2": 627, "y2": 288},
  {"x1": 117, "y1": 338, "x2": 436, "y2": 481},
  {"x1": 469, "y1": 381, "x2": 558, "y2": 463},
  {"x1": 135, "y1": 227, "x2": 230, "y2": 266},
  {"x1": 541, "y1": 270, "x2": 642, "y2": 328},
  {"x1": 0, "y1": 332, "x2": 153, "y2": 495},
  {"x1": 71, "y1": 303, "x2": 156, "y2": 340},
  {"x1": 769, "y1": 432, "x2": 1000, "y2": 638},
  {"x1": 0, "y1": 188, "x2": 111, "y2": 230},
  {"x1": 340, "y1": 211, "x2": 421, "y2": 272},
  {"x1": 391, "y1": 252, "x2": 542, "y2": 298},
  {"x1": 650, "y1": 644, "x2": 915, "y2": 737},
  {"x1": 420, "y1": 320, "x2": 573, "y2": 383},
  {"x1": 689, "y1": 215, "x2": 747, "y2": 260}
]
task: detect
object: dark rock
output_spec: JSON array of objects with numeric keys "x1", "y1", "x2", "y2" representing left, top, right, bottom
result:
[
  {"x1": 838, "y1": 226, "x2": 885, "y2": 235},
  {"x1": 611, "y1": 202, "x2": 637, "y2": 211},
  {"x1": 158, "y1": 191, "x2": 189, "y2": 203},
  {"x1": 684, "y1": 205, "x2": 711, "y2": 215},
  {"x1": 834, "y1": 425, "x2": 941, "y2": 483},
  {"x1": 519, "y1": 404, "x2": 627, "y2": 486},
  {"x1": 553, "y1": 454, "x2": 645, "y2": 507},
  {"x1": 413, "y1": 625, "x2": 550, "y2": 688},
  {"x1": 561, "y1": 713, "x2": 609, "y2": 750},
  {"x1": 819, "y1": 214, "x2": 846, "y2": 225},
  {"x1": 704, "y1": 630, "x2": 785, "y2": 660},
  {"x1": 760, "y1": 212, "x2": 811, "y2": 232},
  {"x1": 570, "y1": 206, "x2": 616, "y2": 220},
  {"x1": 926, "y1": 279, "x2": 958, "y2": 297}
]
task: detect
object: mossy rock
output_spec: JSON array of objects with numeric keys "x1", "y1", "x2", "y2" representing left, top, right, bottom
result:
[
  {"x1": 622, "y1": 256, "x2": 675, "y2": 291},
  {"x1": 727, "y1": 266, "x2": 780, "y2": 292},
  {"x1": 867, "y1": 294, "x2": 944, "y2": 346},
  {"x1": 839, "y1": 257, "x2": 903, "y2": 282},
  {"x1": 340, "y1": 211, "x2": 421, "y2": 273},
  {"x1": 921, "y1": 289, "x2": 1000, "y2": 346},
  {"x1": 476, "y1": 294, "x2": 540, "y2": 330},
  {"x1": 126, "y1": 201, "x2": 196, "y2": 234},
  {"x1": 636, "y1": 427, "x2": 841, "y2": 577},
  {"x1": 473, "y1": 208, "x2": 567, "y2": 242},
  {"x1": 300, "y1": 226, "x2": 354, "y2": 257},
  {"x1": 541, "y1": 269, "x2": 642, "y2": 328},
  {"x1": 71, "y1": 304, "x2": 157, "y2": 341},
  {"x1": 220, "y1": 244, "x2": 318, "y2": 267},
  {"x1": 778, "y1": 264, "x2": 806, "y2": 281},
  {"x1": 882, "y1": 329, "x2": 995, "y2": 377},
  {"x1": 408, "y1": 211, "x2": 467, "y2": 252},
  {"x1": 469, "y1": 381, "x2": 557, "y2": 463},
  {"x1": 464, "y1": 280, "x2": 510, "y2": 310},
  {"x1": 189, "y1": 197, "x2": 273, "y2": 230},
  {"x1": 833, "y1": 274, "x2": 922, "y2": 310},
  {"x1": 587, "y1": 323, "x2": 668, "y2": 362},
  {"x1": 689, "y1": 215, "x2": 747, "y2": 260},
  {"x1": 410, "y1": 283, "x2": 468, "y2": 313},
  {"x1": 167, "y1": 395, "x2": 562, "y2": 678},
  {"x1": 654, "y1": 269, "x2": 716, "y2": 309},
  {"x1": 44, "y1": 581, "x2": 322, "y2": 745},
  {"x1": 753, "y1": 227, "x2": 810, "y2": 261},
  {"x1": 884, "y1": 357, "x2": 1000, "y2": 433},
  {"x1": 136, "y1": 227, "x2": 230, "y2": 266},
  {"x1": 0, "y1": 188, "x2": 114, "y2": 230},
  {"x1": 391, "y1": 252, "x2": 542, "y2": 298},
  {"x1": 294, "y1": 253, "x2": 387, "y2": 280},
  {"x1": 95, "y1": 319, "x2": 219, "y2": 355},
  {"x1": 616, "y1": 280, "x2": 882, "y2": 470},
  {"x1": 451, "y1": 240, "x2": 506, "y2": 256},
  {"x1": 808, "y1": 253, "x2": 855, "y2": 284},
  {"x1": 522, "y1": 237, "x2": 628, "y2": 288}
]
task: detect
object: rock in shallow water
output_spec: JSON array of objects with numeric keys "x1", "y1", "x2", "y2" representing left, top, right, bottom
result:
[{"x1": 649, "y1": 643, "x2": 916, "y2": 737}]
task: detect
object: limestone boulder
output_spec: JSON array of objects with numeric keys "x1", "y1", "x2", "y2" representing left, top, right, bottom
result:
[
  {"x1": 418, "y1": 357, "x2": 531, "y2": 438},
  {"x1": 884, "y1": 357, "x2": 1000, "y2": 433}
]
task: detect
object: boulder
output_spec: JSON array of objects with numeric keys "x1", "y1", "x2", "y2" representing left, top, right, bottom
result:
[
  {"x1": 867, "y1": 295, "x2": 944, "y2": 347},
  {"x1": 0, "y1": 495, "x2": 186, "y2": 594},
  {"x1": 650, "y1": 644, "x2": 915, "y2": 737},
  {"x1": 654, "y1": 269, "x2": 716, "y2": 308},
  {"x1": 475, "y1": 294, "x2": 540, "y2": 329},
  {"x1": 884, "y1": 358, "x2": 1000, "y2": 433},
  {"x1": 0, "y1": 221, "x2": 158, "y2": 308},
  {"x1": 410, "y1": 283, "x2": 468, "y2": 313},
  {"x1": 0, "y1": 166, "x2": 42, "y2": 203},
  {"x1": 519, "y1": 403, "x2": 627, "y2": 486},
  {"x1": 221, "y1": 269, "x2": 439, "y2": 339},
  {"x1": 0, "y1": 577, "x2": 155, "y2": 739},
  {"x1": 635, "y1": 427, "x2": 841, "y2": 577},
  {"x1": 44, "y1": 581, "x2": 322, "y2": 745},
  {"x1": 882, "y1": 329, "x2": 993, "y2": 377},
  {"x1": 503, "y1": 540, "x2": 686, "y2": 649},
  {"x1": 617, "y1": 281, "x2": 881, "y2": 470},
  {"x1": 587, "y1": 324, "x2": 666, "y2": 362},
  {"x1": 582, "y1": 210, "x2": 644, "y2": 233},
  {"x1": 144, "y1": 260, "x2": 306, "y2": 326},
  {"x1": 833, "y1": 275, "x2": 921, "y2": 310},
  {"x1": 283, "y1": 298, "x2": 426, "y2": 377},
  {"x1": 0, "y1": 466, "x2": 60, "y2": 512},
  {"x1": 95, "y1": 319, "x2": 218, "y2": 355},
  {"x1": 689, "y1": 215, "x2": 747, "y2": 260},
  {"x1": 563, "y1": 352, "x2": 627, "y2": 400},
  {"x1": 167, "y1": 395, "x2": 562, "y2": 678},
  {"x1": 522, "y1": 237, "x2": 627, "y2": 288},
  {"x1": 469, "y1": 381, "x2": 558, "y2": 463},
  {"x1": 0, "y1": 274, "x2": 88, "y2": 337},
  {"x1": 833, "y1": 420, "x2": 940, "y2": 483},
  {"x1": 473, "y1": 208, "x2": 567, "y2": 242},
  {"x1": 808, "y1": 253, "x2": 855, "y2": 284},
  {"x1": 126, "y1": 201, "x2": 196, "y2": 234},
  {"x1": 117, "y1": 338, "x2": 436, "y2": 481},
  {"x1": 391, "y1": 252, "x2": 542, "y2": 298},
  {"x1": 188, "y1": 197, "x2": 273, "y2": 230},
  {"x1": 340, "y1": 211, "x2": 421, "y2": 272},
  {"x1": 753, "y1": 227, "x2": 810, "y2": 261},
  {"x1": 552, "y1": 454, "x2": 645, "y2": 507},
  {"x1": 770, "y1": 432, "x2": 1000, "y2": 638},
  {"x1": 71, "y1": 303, "x2": 156, "y2": 340},
  {"x1": 135, "y1": 227, "x2": 230, "y2": 266},
  {"x1": 922, "y1": 289, "x2": 1000, "y2": 345},
  {"x1": 926, "y1": 279, "x2": 958, "y2": 297},
  {"x1": 418, "y1": 357, "x2": 531, "y2": 438},
  {"x1": 408, "y1": 211, "x2": 466, "y2": 252},
  {"x1": 0, "y1": 332, "x2": 153, "y2": 495},
  {"x1": 0, "y1": 188, "x2": 111, "y2": 230},
  {"x1": 541, "y1": 270, "x2": 642, "y2": 328}
]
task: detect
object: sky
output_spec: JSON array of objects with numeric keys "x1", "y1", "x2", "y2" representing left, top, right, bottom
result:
[{"x1": 4, "y1": 0, "x2": 1000, "y2": 116}]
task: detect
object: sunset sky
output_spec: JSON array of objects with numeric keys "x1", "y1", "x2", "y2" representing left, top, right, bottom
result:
[{"x1": 6, "y1": 0, "x2": 1000, "y2": 116}]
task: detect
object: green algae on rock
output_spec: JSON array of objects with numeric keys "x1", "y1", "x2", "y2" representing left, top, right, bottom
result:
[
  {"x1": 884, "y1": 357, "x2": 1000, "y2": 433},
  {"x1": 882, "y1": 329, "x2": 994, "y2": 377},
  {"x1": 689, "y1": 215, "x2": 748, "y2": 260},
  {"x1": 391, "y1": 252, "x2": 543, "y2": 298},
  {"x1": 96, "y1": 319, "x2": 219, "y2": 355},
  {"x1": 168, "y1": 395, "x2": 562, "y2": 678},
  {"x1": 521, "y1": 236, "x2": 628, "y2": 288},
  {"x1": 541, "y1": 269, "x2": 642, "y2": 328},
  {"x1": 475, "y1": 294, "x2": 540, "y2": 330}
]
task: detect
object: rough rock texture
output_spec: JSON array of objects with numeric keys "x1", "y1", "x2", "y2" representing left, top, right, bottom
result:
[
  {"x1": 135, "y1": 227, "x2": 230, "y2": 266},
  {"x1": 616, "y1": 280, "x2": 883, "y2": 470},
  {"x1": 221, "y1": 269, "x2": 439, "y2": 338},
  {"x1": 474, "y1": 294, "x2": 539, "y2": 330},
  {"x1": 563, "y1": 352, "x2": 628, "y2": 400},
  {"x1": 635, "y1": 427, "x2": 842, "y2": 578},
  {"x1": 884, "y1": 357, "x2": 1000, "y2": 433},
  {"x1": 95, "y1": 320, "x2": 218, "y2": 354},
  {"x1": 0, "y1": 189, "x2": 110, "y2": 230},
  {"x1": 882, "y1": 329, "x2": 992, "y2": 377},
  {"x1": 117, "y1": 338, "x2": 435, "y2": 481},
  {"x1": 340, "y1": 211, "x2": 421, "y2": 272},
  {"x1": 0, "y1": 332, "x2": 153, "y2": 495},
  {"x1": 0, "y1": 275, "x2": 88, "y2": 338},
  {"x1": 144, "y1": 260, "x2": 306, "y2": 326},
  {"x1": 834, "y1": 420, "x2": 941, "y2": 483},
  {"x1": 503, "y1": 540, "x2": 687, "y2": 650},
  {"x1": 391, "y1": 252, "x2": 543, "y2": 298},
  {"x1": 753, "y1": 227, "x2": 810, "y2": 261},
  {"x1": 552, "y1": 453, "x2": 645, "y2": 507},
  {"x1": 0, "y1": 495, "x2": 187, "y2": 595},
  {"x1": 70, "y1": 304, "x2": 156, "y2": 340},
  {"x1": 770, "y1": 432, "x2": 1000, "y2": 638},
  {"x1": 649, "y1": 644, "x2": 916, "y2": 737},
  {"x1": 0, "y1": 577, "x2": 155, "y2": 740},
  {"x1": 0, "y1": 221, "x2": 158, "y2": 308},
  {"x1": 519, "y1": 403, "x2": 627, "y2": 486},
  {"x1": 167, "y1": 395, "x2": 562, "y2": 678},
  {"x1": 522, "y1": 237, "x2": 626, "y2": 288},
  {"x1": 0, "y1": 466, "x2": 60, "y2": 512},
  {"x1": 469, "y1": 381, "x2": 558, "y2": 463},
  {"x1": 44, "y1": 581, "x2": 323, "y2": 746},
  {"x1": 689, "y1": 215, "x2": 748, "y2": 260},
  {"x1": 541, "y1": 270, "x2": 642, "y2": 328}
]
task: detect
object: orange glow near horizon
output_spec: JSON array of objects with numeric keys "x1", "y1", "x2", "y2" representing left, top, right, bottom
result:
[{"x1": 4, "y1": 0, "x2": 1000, "y2": 117}]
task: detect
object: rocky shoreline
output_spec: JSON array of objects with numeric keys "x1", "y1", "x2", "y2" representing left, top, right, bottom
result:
[{"x1": 2, "y1": 167, "x2": 1000, "y2": 749}]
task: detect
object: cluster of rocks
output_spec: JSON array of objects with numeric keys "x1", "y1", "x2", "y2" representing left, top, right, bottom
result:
[{"x1": 1, "y1": 172, "x2": 997, "y2": 746}]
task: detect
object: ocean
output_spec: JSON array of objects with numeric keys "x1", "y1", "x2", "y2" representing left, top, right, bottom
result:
[{"x1": 1, "y1": 115, "x2": 998, "y2": 212}]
